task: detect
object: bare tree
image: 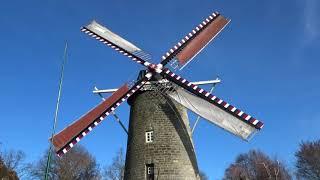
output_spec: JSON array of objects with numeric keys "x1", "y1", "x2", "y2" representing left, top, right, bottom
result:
[
  {"x1": 103, "y1": 148, "x2": 125, "y2": 180},
  {"x1": 223, "y1": 150, "x2": 291, "y2": 180},
  {"x1": 1, "y1": 157, "x2": 19, "y2": 180},
  {"x1": 2, "y1": 150, "x2": 26, "y2": 177},
  {"x1": 27, "y1": 145, "x2": 101, "y2": 180},
  {"x1": 295, "y1": 140, "x2": 320, "y2": 179},
  {"x1": 0, "y1": 143, "x2": 26, "y2": 179}
]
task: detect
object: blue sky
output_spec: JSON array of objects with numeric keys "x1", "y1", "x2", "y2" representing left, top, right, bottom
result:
[{"x1": 0, "y1": 0, "x2": 319, "y2": 179}]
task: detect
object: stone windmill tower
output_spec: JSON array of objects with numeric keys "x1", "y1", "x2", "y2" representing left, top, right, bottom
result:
[
  {"x1": 50, "y1": 11, "x2": 264, "y2": 180},
  {"x1": 124, "y1": 74, "x2": 200, "y2": 179}
]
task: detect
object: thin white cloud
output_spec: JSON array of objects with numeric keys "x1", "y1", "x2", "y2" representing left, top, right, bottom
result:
[
  {"x1": 303, "y1": 0, "x2": 320, "y2": 42},
  {"x1": 291, "y1": 0, "x2": 319, "y2": 62}
]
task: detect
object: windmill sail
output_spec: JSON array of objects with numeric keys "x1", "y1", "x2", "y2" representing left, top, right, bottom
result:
[
  {"x1": 168, "y1": 87, "x2": 257, "y2": 140},
  {"x1": 51, "y1": 10, "x2": 264, "y2": 160},
  {"x1": 161, "y1": 12, "x2": 230, "y2": 69},
  {"x1": 81, "y1": 21, "x2": 152, "y2": 66},
  {"x1": 162, "y1": 68, "x2": 263, "y2": 130},
  {"x1": 51, "y1": 78, "x2": 148, "y2": 157}
]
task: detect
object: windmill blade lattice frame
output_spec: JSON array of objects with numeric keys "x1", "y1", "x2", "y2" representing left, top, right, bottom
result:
[
  {"x1": 161, "y1": 68, "x2": 263, "y2": 130},
  {"x1": 161, "y1": 12, "x2": 230, "y2": 70},
  {"x1": 167, "y1": 85, "x2": 258, "y2": 140},
  {"x1": 81, "y1": 21, "x2": 153, "y2": 68},
  {"x1": 51, "y1": 76, "x2": 149, "y2": 156}
]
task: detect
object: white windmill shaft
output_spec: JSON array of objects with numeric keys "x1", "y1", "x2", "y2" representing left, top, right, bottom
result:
[{"x1": 93, "y1": 79, "x2": 221, "y2": 94}]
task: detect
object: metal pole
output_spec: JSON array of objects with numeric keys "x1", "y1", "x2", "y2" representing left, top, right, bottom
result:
[
  {"x1": 191, "y1": 79, "x2": 219, "y2": 134},
  {"x1": 112, "y1": 112, "x2": 129, "y2": 135},
  {"x1": 94, "y1": 86, "x2": 129, "y2": 135},
  {"x1": 45, "y1": 42, "x2": 68, "y2": 180}
]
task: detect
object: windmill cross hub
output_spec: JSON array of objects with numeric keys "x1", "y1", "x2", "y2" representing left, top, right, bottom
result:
[
  {"x1": 50, "y1": 10, "x2": 264, "y2": 180},
  {"x1": 146, "y1": 63, "x2": 163, "y2": 74}
]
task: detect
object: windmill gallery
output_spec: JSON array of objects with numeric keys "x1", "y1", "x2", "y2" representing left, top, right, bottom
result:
[{"x1": 50, "y1": 11, "x2": 264, "y2": 180}]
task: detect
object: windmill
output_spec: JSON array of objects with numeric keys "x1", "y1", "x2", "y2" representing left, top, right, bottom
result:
[{"x1": 51, "y1": 11, "x2": 264, "y2": 179}]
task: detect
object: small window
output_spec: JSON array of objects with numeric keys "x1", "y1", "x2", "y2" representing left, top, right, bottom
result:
[
  {"x1": 146, "y1": 163, "x2": 154, "y2": 180},
  {"x1": 145, "y1": 131, "x2": 153, "y2": 143}
]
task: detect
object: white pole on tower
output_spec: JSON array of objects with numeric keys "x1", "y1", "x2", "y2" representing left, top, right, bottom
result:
[{"x1": 191, "y1": 78, "x2": 220, "y2": 134}]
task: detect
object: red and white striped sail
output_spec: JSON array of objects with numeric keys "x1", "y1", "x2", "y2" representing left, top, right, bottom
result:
[
  {"x1": 162, "y1": 68, "x2": 264, "y2": 131},
  {"x1": 51, "y1": 78, "x2": 148, "y2": 156},
  {"x1": 168, "y1": 87, "x2": 258, "y2": 140},
  {"x1": 81, "y1": 21, "x2": 153, "y2": 68},
  {"x1": 161, "y1": 12, "x2": 230, "y2": 69}
]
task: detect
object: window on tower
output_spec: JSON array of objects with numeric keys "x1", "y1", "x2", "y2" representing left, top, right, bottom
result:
[
  {"x1": 146, "y1": 163, "x2": 154, "y2": 180},
  {"x1": 145, "y1": 130, "x2": 153, "y2": 143}
]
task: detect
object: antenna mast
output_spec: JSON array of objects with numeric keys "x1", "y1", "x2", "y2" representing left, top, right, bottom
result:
[{"x1": 45, "y1": 42, "x2": 68, "y2": 180}]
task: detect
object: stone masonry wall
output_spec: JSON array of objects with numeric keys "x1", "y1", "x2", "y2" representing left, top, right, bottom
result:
[{"x1": 124, "y1": 90, "x2": 200, "y2": 180}]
